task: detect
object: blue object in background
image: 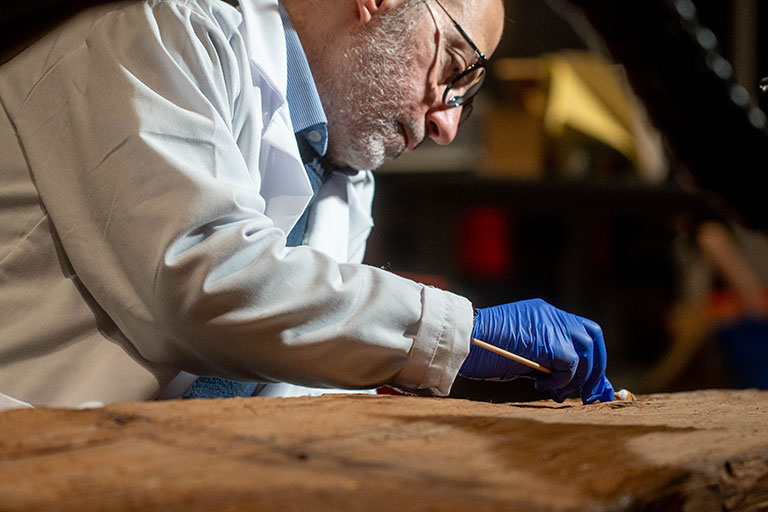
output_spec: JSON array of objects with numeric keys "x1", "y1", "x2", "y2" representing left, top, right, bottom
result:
[{"x1": 716, "y1": 318, "x2": 768, "y2": 389}]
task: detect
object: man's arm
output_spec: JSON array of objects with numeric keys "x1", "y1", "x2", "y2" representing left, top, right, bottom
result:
[{"x1": 6, "y1": 0, "x2": 471, "y2": 395}]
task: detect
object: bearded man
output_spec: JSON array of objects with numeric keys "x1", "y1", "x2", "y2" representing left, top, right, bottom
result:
[{"x1": 0, "y1": 0, "x2": 615, "y2": 409}]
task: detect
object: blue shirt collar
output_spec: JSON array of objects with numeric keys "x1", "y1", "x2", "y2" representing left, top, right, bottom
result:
[{"x1": 278, "y1": 3, "x2": 328, "y2": 156}]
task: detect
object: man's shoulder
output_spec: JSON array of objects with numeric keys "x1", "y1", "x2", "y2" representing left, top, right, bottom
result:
[
  {"x1": 50, "y1": 0, "x2": 245, "y2": 43},
  {"x1": 144, "y1": 0, "x2": 243, "y2": 34}
]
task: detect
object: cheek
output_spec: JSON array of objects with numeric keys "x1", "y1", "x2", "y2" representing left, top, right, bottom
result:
[
  {"x1": 413, "y1": 38, "x2": 443, "y2": 102},
  {"x1": 419, "y1": 41, "x2": 440, "y2": 89},
  {"x1": 399, "y1": 29, "x2": 439, "y2": 93},
  {"x1": 397, "y1": 52, "x2": 437, "y2": 106},
  {"x1": 383, "y1": 62, "x2": 425, "y2": 109}
]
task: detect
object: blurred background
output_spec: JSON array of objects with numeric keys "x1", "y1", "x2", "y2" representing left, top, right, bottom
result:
[{"x1": 367, "y1": 0, "x2": 768, "y2": 401}]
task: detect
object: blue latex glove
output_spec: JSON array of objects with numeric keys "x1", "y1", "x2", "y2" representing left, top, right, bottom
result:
[{"x1": 459, "y1": 299, "x2": 615, "y2": 404}]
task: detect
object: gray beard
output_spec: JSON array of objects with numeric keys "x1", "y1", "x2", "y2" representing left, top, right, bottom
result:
[{"x1": 313, "y1": 3, "x2": 424, "y2": 170}]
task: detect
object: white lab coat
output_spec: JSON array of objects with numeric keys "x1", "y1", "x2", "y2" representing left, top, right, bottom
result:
[{"x1": 0, "y1": 0, "x2": 473, "y2": 409}]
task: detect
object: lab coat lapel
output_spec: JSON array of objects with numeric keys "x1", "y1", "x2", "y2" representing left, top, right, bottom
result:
[
  {"x1": 304, "y1": 174, "x2": 349, "y2": 261},
  {"x1": 238, "y1": 0, "x2": 312, "y2": 235},
  {"x1": 346, "y1": 171, "x2": 376, "y2": 262},
  {"x1": 304, "y1": 172, "x2": 374, "y2": 263}
]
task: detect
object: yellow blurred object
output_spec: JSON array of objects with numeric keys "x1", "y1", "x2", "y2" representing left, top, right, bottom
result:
[
  {"x1": 544, "y1": 52, "x2": 636, "y2": 166},
  {"x1": 484, "y1": 51, "x2": 666, "y2": 181}
]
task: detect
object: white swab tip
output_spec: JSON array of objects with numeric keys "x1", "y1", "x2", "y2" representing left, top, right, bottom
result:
[{"x1": 614, "y1": 389, "x2": 635, "y2": 401}]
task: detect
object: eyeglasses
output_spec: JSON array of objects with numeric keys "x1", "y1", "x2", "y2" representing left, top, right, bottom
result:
[{"x1": 429, "y1": 0, "x2": 488, "y2": 123}]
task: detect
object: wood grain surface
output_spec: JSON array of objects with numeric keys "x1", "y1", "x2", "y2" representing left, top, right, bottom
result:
[{"x1": 0, "y1": 390, "x2": 766, "y2": 511}]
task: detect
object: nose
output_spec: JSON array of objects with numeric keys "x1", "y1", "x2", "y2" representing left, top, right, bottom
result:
[{"x1": 425, "y1": 105, "x2": 462, "y2": 145}]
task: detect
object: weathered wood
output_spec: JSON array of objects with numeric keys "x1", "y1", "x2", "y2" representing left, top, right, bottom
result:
[{"x1": 0, "y1": 390, "x2": 766, "y2": 511}]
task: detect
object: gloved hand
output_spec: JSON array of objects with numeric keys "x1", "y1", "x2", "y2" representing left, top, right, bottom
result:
[{"x1": 459, "y1": 299, "x2": 615, "y2": 404}]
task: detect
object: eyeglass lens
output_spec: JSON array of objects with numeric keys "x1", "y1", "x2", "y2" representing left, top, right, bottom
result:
[{"x1": 444, "y1": 65, "x2": 486, "y2": 107}]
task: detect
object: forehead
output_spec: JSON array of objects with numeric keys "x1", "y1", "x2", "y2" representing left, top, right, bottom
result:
[{"x1": 442, "y1": 0, "x2": 505, "y2": 57}]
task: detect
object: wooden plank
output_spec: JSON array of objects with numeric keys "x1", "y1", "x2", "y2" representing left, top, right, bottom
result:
[{"x1": 0, "y1": 390, "x2": 766, "y2": 511}]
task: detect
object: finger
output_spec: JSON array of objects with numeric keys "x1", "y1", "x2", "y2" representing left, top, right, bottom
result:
[
  {"x1": 589, "y1": 375, "x2": 616, "y2": 403},
  {"x1": 533, "y1": 343, "x2": 578, "y2": 393},
  {"x1": 579, "y1": 319, "x2": 610, "y2": 404},
  {"x1": 547, "y1": 324, "x2": 595, "y2": 402}
]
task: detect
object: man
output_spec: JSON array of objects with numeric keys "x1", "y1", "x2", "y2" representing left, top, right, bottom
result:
[{"x1": 0, "y1": 0, "x2": 614, "y2": 409}]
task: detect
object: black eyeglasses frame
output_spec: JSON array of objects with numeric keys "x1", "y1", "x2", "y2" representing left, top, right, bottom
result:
[{"x1": 429, "y1": 0, "x2": 488, "y2": 125}]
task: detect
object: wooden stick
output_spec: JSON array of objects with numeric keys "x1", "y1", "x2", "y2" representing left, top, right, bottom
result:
[
  {"x1": 471, "y1": 339, "x2": 636, "y2": 402},
  {"x1": 470, "y1": 338, "x2": 552, "y2": 374}
]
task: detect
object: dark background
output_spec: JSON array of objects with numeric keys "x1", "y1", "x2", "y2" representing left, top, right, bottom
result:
[{"x1": 366, "y1": 0, "x2": 768, "y2": 401}]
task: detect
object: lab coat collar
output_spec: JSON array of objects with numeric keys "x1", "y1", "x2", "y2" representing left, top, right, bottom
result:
[
  {"x1": 238, "y1": 0, "x2": 288, "y2": 96},
  {"x1": 238, "y1": 0, "x2": 313, "y2": 235}
]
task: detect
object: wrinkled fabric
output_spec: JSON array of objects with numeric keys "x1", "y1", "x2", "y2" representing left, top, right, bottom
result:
[{"x1": 0, "y1": 0, "x2": 473, "y2": 407}]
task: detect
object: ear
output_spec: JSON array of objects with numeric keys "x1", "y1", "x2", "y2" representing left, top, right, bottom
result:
[{"x1": 355, "y1": 0, "x2": 408, "y2": 25}]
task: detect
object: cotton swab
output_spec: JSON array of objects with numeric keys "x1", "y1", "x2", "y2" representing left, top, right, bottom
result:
[
  {"x1": 470, "y1": 337, "x2": 552, "y2": 374},
  {"x1": 469, "y1": 337, "x2": 635, "y2": 401}
]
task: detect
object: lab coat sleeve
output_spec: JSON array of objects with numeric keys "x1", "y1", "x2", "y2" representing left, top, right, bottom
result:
[{"x1": 11, "y1": 0, "x2": 472, "y2": 395}]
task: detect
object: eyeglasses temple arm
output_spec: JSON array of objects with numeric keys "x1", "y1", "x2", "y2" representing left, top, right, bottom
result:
[{"x1": 431, "y1": 0, "x2": 488, "y2": 62}]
